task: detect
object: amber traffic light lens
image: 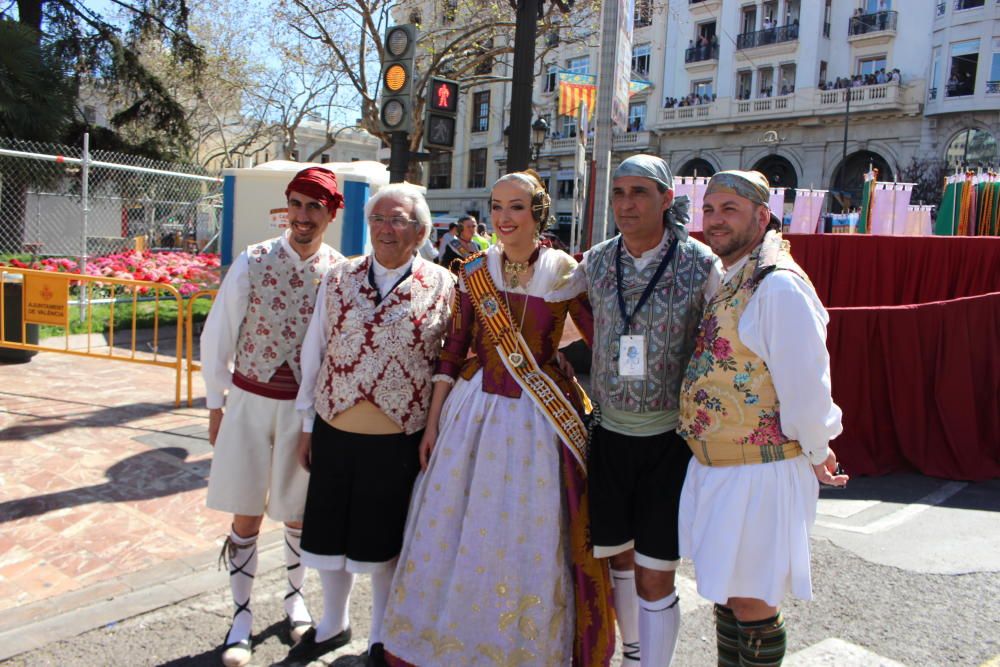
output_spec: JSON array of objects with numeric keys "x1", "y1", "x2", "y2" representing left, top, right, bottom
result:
[{"x1": 384, "y1": 64, "x2": 408, "y2": 92}]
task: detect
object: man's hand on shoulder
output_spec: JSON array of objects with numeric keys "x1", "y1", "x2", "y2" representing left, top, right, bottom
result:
[{"x1": 208, "y1": 408, "x2": 224, "y2": 446}]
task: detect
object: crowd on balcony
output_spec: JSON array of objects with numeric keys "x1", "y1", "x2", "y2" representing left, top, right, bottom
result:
[
  {"x1": 685, "y1": 34, "x2": 719, "y2": 63},
  {"x1": 663, "y1": 93, "x2": 717, "y2": 108},
  {"x1": 818, "y1": 68, "x2": 901, "y2": 90},
  {"x1": 848, "y1": 5, "x2": 896, "y2": 35}
]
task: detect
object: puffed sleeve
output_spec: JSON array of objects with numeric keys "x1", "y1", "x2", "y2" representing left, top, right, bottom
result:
[{"x1": 200, "y1": 253, "x2": 250, "y2": 410}]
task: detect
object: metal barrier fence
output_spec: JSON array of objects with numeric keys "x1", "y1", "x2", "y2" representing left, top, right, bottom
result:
[
  {"x1": 185, "y1": 288, "x2": 218, "y2": 407},
  {"x1": 0, "y1": 268, "x2": 185, "y2": 406},
  {"x1": 0, "y1": 136, "x2": 222, "y2": 260}
]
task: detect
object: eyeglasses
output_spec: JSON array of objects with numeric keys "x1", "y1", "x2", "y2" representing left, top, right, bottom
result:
[{"x1": 368, "y1": 214, "x2": 417, "y2": 230}]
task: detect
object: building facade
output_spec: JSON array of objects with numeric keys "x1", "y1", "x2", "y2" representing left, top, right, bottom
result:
[{"x1": 409, "y1": 0, "x2": 999, "y2": 238}]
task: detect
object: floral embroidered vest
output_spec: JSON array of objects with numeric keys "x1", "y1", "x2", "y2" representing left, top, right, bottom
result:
[
  {"x1": 314, "y1": 255, "x2": 455, "y2": 435},
  {"x1": 677, "y1": 233, "x2": 806, "y2": 467},
  {"x1": 234, "y1": 237, "x2": 340, "y2": 384},
  {"x1": 584, "y1": 225, "x2": 716, "y2": 415}
]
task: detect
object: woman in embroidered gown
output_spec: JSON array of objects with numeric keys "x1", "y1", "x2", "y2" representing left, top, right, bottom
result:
[{"x1": 382, "y1": 171, "x2": 615, "y2": 667}]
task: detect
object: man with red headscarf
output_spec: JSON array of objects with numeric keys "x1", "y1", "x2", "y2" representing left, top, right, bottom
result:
[{"x1": 201, "y1": 167, "x2": 345, "y2": 667}]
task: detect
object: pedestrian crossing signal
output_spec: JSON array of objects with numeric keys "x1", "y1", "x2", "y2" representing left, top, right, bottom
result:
[{"x1": 425, "y1": 77, "x2": 459, "y2": 150}]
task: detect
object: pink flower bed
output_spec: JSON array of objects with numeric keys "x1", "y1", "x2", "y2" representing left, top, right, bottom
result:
[{"x1": 1, "y1": 251, "x2": 221, "y2": 296}]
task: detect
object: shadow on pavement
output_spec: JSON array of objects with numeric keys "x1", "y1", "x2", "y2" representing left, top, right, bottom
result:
[{"x1": 0, "y1": 447, "x2": 209, "y2": 523}]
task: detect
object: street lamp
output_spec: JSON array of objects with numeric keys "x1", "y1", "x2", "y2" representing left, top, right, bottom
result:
[{"x1": 531, "y1": 117, "x2": 549, "y2": 163}]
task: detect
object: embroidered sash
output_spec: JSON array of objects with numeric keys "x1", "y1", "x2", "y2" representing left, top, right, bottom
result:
[{"x1": 461, "y1": 253, "x2": 590, "y2": 471}]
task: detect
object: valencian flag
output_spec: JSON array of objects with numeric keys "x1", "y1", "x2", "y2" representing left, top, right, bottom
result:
[
  {"x1": 856, "y1": 167, "x2": 877, "y2": 234},
  {"x1": 557, "y1": 72, "x2": 652, "y2": 118}
]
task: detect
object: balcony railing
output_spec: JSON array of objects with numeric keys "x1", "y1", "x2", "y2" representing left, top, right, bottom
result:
[
  {"x1": 685, "y1": 44, "x2": 719, "y2": 63},
  {"x1": 736, "y1": 24, "x2": 798, "y2": 50},
  {"x1": 657, "y1": 83, "x2": 904, "y2": 127},
  {"x1": 946, "y1": 81, "x2": 976, "y2": 97},
  {"x1": 848, "y1": 10, "x2": 898, "y2": 36}
]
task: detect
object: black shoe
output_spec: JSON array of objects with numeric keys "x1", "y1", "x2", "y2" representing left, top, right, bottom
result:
[
  {"x1": 286, "y1": 625, "x2": 352, "y2": 663},
  {"x1": 367, "y1": 642, "x2": 388, "y2": 667}
]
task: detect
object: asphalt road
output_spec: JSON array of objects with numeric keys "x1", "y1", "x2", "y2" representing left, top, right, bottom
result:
[{"x1": 3, "y1": 474, "x2": 998, "y2": 667}]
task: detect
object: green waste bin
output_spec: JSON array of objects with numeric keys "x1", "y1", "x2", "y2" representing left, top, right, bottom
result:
[{"x1": 1, "y1": 277, "x2": 39, "y2": 362}]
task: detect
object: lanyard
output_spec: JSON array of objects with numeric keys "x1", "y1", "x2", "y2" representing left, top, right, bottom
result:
[
  {"x1": 368, "y1": 259, "x2": 412, "y2": 305},
  {"x1": 615, "y1": 235, "x2": 678, "y2": 331}
]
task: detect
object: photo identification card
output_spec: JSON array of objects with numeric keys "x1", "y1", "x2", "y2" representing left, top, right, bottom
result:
[{"x1": 618, "y1": 335, "x2": 646, "y2": 377}]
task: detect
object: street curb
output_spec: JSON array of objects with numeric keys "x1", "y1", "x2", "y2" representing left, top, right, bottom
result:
[{"x1": 0, "y1": 528, "x2": 285, "y2": 661}]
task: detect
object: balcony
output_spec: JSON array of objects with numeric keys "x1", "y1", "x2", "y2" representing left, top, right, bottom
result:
[
  {"x1": 542, "y1": 131, "x2": 654, "y2": 155},
  {"x1": 656, "y1": 83, "x2": 908, "y2": 130},
  {"x1": 847, "y1": 11, "x2": 898, "y2": 44},
  {"x1": 685, "y1": 44, "x2": 719, "y2": 64},
  {"x1": 736, "y1": 24, "x2": 798, "y2": 50}
]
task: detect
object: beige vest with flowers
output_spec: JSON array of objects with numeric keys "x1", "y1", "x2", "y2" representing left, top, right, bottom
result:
[{"x1": 677, "y1": 233, "x2": 805, "y2": 467}]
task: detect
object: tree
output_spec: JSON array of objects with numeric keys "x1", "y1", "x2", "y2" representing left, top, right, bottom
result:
[
  {"x1": 2, "y1": 0, "x2": 204, "y2": 157},
  {"x1": 282, "y1": 0, "x2": 600, "y2": 163},
  {"x1": 899, "y1": 155, "x2": 950, "y2": 210},
  {"x1": 0, "y1": 18, "x2": 75, "y2": 141}
]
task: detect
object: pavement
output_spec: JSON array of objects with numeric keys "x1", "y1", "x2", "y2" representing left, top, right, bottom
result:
[{"x1": 1, "y1": 349, "x2": 999, "y2": 666}]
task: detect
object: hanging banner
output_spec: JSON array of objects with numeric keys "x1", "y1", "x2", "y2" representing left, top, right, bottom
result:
[
  {"x1": 557, "y1": 74, "x2": 653, "y2": 118},
  {"x1": 24, "y1": 273, "x2": 68, "y2": 327}
]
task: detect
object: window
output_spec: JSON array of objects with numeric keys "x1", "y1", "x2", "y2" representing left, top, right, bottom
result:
[
  {"x1": 290, "y1": 149, "x2": 299, "y2": 161},
  {"x1": 823, "y1": 0, "x2": 831, "y2": 36},
  {"x1": 428, "y1": 152, "x2": 452, "y2": 189},
  {"x1": 946, "y1": 128, "x2": 997, "y2": 167},
  {"x1": 736, "y1": 70, "x2": 752, "y2": 100},
  {"x1": 83, "y1": 105, "x2": 97, "y2": 123},
  {"x1": 557, "y1": 213, "x2": 573, "y2": 226},
  {"x1": 698, "y1": 21, "x2": 717, "y2": 41},
  {"x1": 692, "y1": 79, "x2": 714, "y2": 98},
  {"x1": 472, "y1": 91, "x2": 490, "y2": 133},
  {"x1": 632, "y1": 44, "x2": 651, "y2": 77},
  {"x1": 633, "y1": 0, "x2": 652, "y2": 28},
  {"x1": 989, "y1": 38, "x2": 1000, "y2": 91},
  {"x1": 819, "y1": 61, "x2": 828, "y2": 86},
  {"x1": 931, "y1": 47, "x2": 941, "y2": 98},
  {"x1": 857, "y1": 55, "x2": 887, "y2": 77},
  {"x1": 863, "y1": 0, "x2": 891, "y2": 11},
  {"x1": 468, "y1": 148, "x2": 487, "y2": 188},
  {"x1": 320, "y1": 154, "x2": 330, "y2": 164},
  {"x1": 557, "y1": 178, "x2": 574, "y2": 199},
  {"x1": 544, "y1": 65, "x2": 558, "y2": 93},
  {"x1": 947, "y1": 39, "x2": 980, "y2": 97},
  {"x1": 443, "y1": 0, "x2": 457, "y2": 22},
  {"x1": 627, "y1": 102, "x2": 646, "y2": 131},
  {"x1": 560, "y1": 115, "x2": 578, "y2": 138},
  {"x1": 954, "y1": 0, "x2": 984, "y2": 9},
  {"x1": 566, "y1": 56, "x2": 590, "y2": 74},
  {"x1": 741, "y1": 7, "x2": 757, "y2": 35}
]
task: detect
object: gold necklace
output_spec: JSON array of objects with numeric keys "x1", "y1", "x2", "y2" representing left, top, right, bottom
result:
[
  {"x1": 501, "y1": 275, "x2": 530, "y2": 368},
  {"x1": 502, "y1": 246, "x2": 540, "y2": 289}
]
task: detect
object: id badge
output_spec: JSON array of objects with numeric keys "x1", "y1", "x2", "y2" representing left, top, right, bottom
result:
[{"x1": 618, "y1": 335, "x2": 646, "y2": 377}]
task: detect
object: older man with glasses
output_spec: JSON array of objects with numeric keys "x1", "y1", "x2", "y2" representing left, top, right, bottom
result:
[{"x1": 289, "y1": 183, "x2": 456, "y2": 665}]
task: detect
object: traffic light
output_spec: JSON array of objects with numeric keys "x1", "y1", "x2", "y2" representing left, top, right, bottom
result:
[
  {"x1": 424, "y1": 77, "x2": 459, "y2": 150},
  {"x1": 379, "y1": 24, "x2": 416, "y2": 134}
]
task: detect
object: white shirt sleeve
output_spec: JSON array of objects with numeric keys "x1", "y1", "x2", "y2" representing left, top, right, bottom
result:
[
  {"x1": 295, "y1": 271, "x2": 332, "y2": 433},
  {"x1": 199, "y1": 253, "x2": 250, "y2": 410},
  {"x1": 738, "y1": 270, "x2": 844, "y2": 465}
]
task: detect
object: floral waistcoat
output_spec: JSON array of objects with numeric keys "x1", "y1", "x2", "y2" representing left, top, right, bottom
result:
[
  {"x1": 314, "y1": 255, "x2": 455, "y2": 435},
  {"x1": 677, "y1": 233, "x2": 806, "y2": 467},
  {"x1": 234, "y1": 237, "x2": 340, "y2": 384},
  {"x1": 584, "y1": 225, "x2": 716, "y2": 414}
]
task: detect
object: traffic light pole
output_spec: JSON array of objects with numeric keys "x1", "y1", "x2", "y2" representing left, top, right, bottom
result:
[
  {"x1": 507, "y1": 0, "x2": 539, "y2": 171},
  {"x1": 389, "y1": 131, "x2": 409, "y2": 183}
]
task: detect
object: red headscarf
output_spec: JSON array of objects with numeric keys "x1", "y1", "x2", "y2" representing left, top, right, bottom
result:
[{"x1": 284, "y1": 167, "x2": 345, "y2": 214}]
